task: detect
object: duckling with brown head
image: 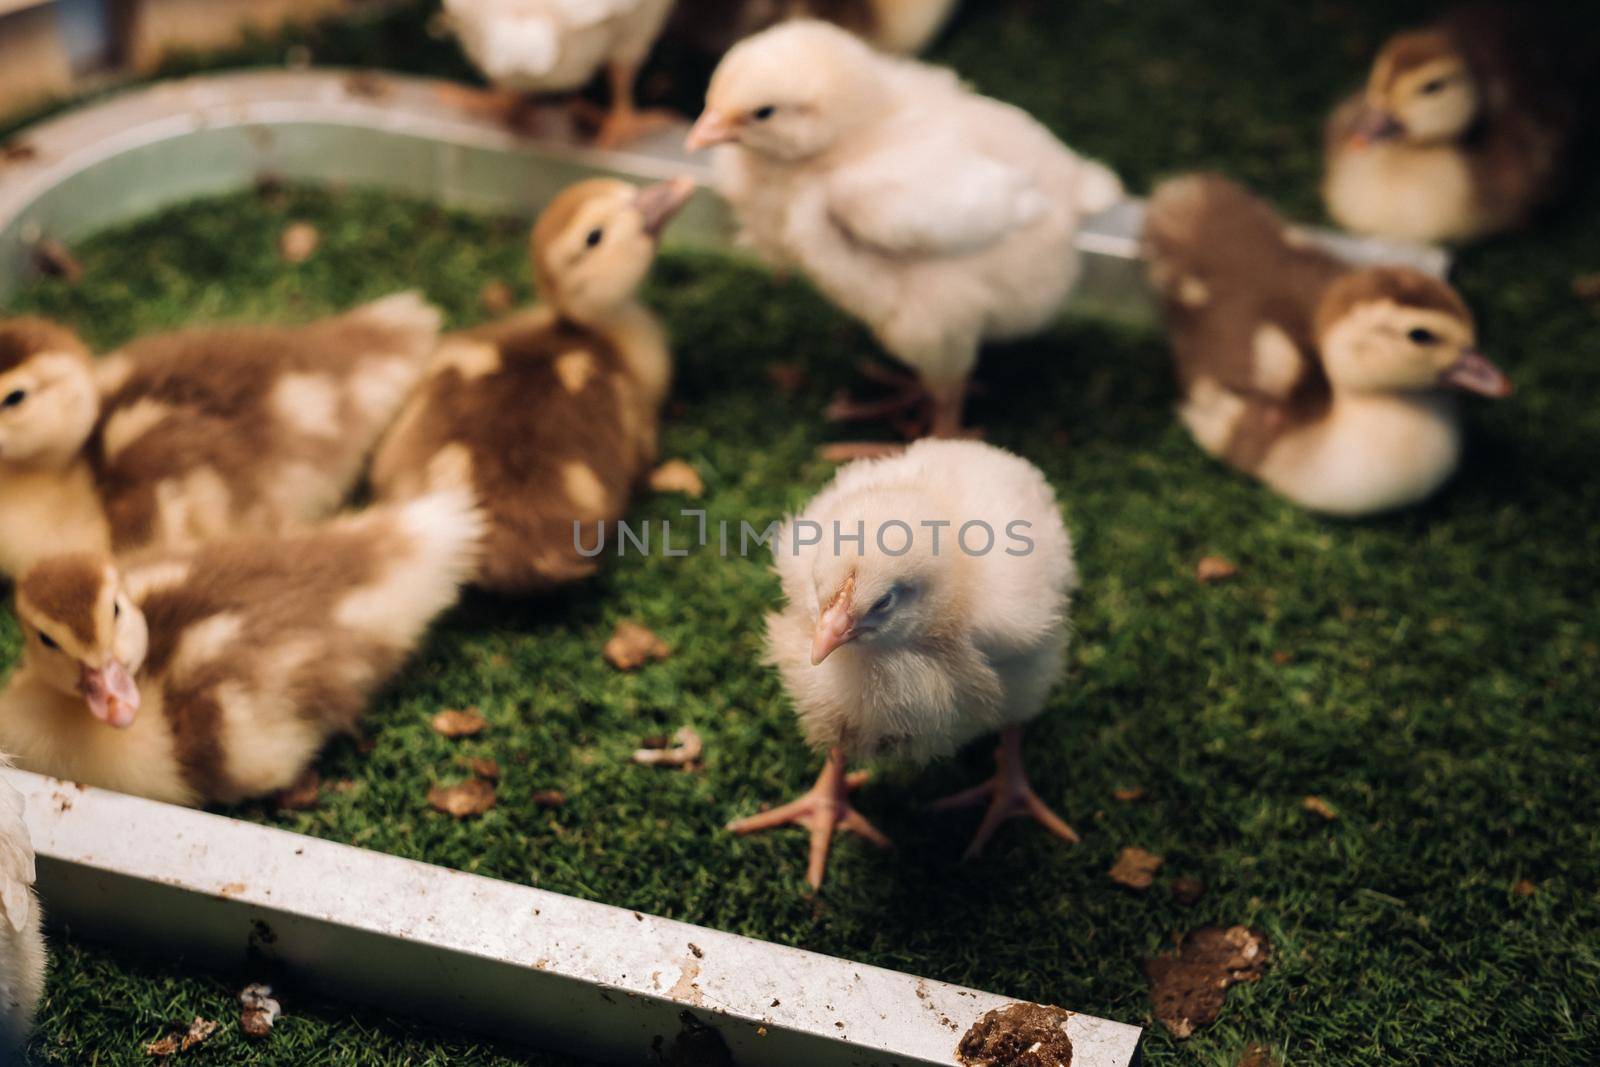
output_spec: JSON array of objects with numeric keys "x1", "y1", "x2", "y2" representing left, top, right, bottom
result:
[
  {"x1": 371, "y1": 176, "x2": 694, "y2": 594},
  {"x1": 1146, "y1": 174, "x2": 1510, "y2": 517}
]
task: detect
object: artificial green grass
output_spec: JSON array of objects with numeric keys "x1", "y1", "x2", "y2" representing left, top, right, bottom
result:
[{"x1": 4, "y1": 1, "x2": 1600, "y2": 1064}]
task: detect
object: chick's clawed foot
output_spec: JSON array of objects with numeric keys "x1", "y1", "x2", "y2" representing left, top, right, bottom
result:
[
  {"x1": 931, "y1": 726, "x2": 1079, "y2": 860},
  {"x1": 727, "y1": 749, "x2": 891, "y2": 891}
]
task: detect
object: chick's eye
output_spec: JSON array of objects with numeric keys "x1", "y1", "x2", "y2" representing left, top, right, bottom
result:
[
  {"x1": 753, "y1": 106, "x2": 776, "y2": 121},
  {"x1": 114, "y1": 602, "x2": 121, "y2": 620},
  {"x1": 869, "y1": 592, "x2": 895, "y2": 615},
  {"x1": 38, "y1": 631, "x2": 58, "y2": 651},
  {"x1": 1, "y1": 389, "x2": 25, "y2": 409},
  {"x1": 1408, "y1": 327, "x2": 1439, "y2": 345},
  {"x1": 585, "y1": 228, "x2": 603, "y2": 248},
  {"x1": 1420, "y1": 78, "x2": 1448, "y2": 95}
]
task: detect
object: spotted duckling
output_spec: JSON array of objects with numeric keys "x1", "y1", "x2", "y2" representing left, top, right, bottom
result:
[
  {"x1": 0, "y1": 294, "x2": 443, "y2": 577},
  {"x1": 1144, "y1": 174, "x2": 1511, "y2": 517},
  {"x1": 0, "y1": 489, "x2": 482, "y2": 806},
  {"x1": 371, "y1": 177, "x2": 692, "y2": 594},
  {"x1": 1322, "y1": 4, "x2": 1589, "y2": 243}
]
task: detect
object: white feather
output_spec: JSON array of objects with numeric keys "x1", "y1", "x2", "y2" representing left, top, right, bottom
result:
[{"x1": 0, "y1": 763, "x2": 44, "y2": 1049}]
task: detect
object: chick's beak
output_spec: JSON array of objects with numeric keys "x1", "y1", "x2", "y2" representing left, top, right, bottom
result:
[
  {"x1": 811, "y1": 600, "x2": 857, "y2": 665},
  {"x1": 635, "y1": 176, "x2": 696, "y2": 239},
  {"x1": 79, "y1": 659, "x2": 140, "y2": 729},
  {"x1": 686, "y1": 109, "x2": 738, "y2": 151},
  {"x1": 1440, "y1": 348, "x2": 1513, "y2": 398},
  {"x1": 1348, "y1": 104, "x2": 1405, "y2": 147}
]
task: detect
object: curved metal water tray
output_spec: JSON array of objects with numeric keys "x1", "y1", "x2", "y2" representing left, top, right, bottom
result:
[{"x1": 0, "y1": 68, "x2": 1448, "y2": 304}]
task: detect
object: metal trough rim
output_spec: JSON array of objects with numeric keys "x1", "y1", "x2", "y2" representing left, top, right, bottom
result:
[
  {"x1": 0, "y1": 69, "x2": 1148, "y2": 1065},
  {"x1": 7, "y1": 769, "x2": 1143, "y2": 1066}
]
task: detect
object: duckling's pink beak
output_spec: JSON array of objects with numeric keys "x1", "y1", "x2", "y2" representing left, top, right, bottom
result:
[
  {"x1": 686, "y1": 109, "x2": 738, "y2": 152},
  {"x1": 1441, "y1": 348, "x2": 1512, "y2": 398},
  {"x1": 1348, "y1": 104, "x2": 1405, "y2": 147},
  {"x1": 79, "y1": 659, "x2": 140, "y2": 729},
  {"x1": 635, "y1": 176, "x2": 696, "y2": 239},
  {"x1": 811, "y1": 601, "x2": 857, "y2": 665}
]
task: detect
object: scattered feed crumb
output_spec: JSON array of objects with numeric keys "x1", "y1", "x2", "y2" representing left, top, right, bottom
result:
[
  {"x1": 604, "y1": 621, "x2": 671, "y2": 670},
  {"x1": 1513, "y1": 878, "x2": 1537, "y2": 897},
  {"x1": 1171, "y1": 875, "x2": 1207, "y2": 906},
  {"x1": 428, "y1": 778, "x2": 497, "y2": 818},
  {"x1": 1112, "y1": 786, "x2": 1146, "y2": 803},
  {"x1": 1109, "y1": 847, "x2": 1163, "y2": 890},
  {"x1": 1143, "y1": 925, "x2": 1272, "y2": 1039},
  {"x1": 648, "y1": 459, "x2": 705, "y2": 497},
  {"x1": 956, "y1": 1002, "x2": 1074, "y2": 1066},
  {"x1": 1302, "y1": 795, "x2": 1337, "y2": 821},
  {"x1": 278, "y1": 221, "x2": 319, "y2": 263},
  {"x1": 463, "y1": 757, "x2": 501, "y2": 780},
  {"x1": 432, "y1": 708, "x2": 488, "y2": 737},
  {"x1": 1195, "y1": 555, "x2": 1239, "y2": 583},
  {"x1": 631, "y1": 726, "x2": 704, "y2": 769}
]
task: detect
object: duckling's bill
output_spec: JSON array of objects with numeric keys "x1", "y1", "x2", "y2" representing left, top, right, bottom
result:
[
  {"x1": 79, "y1": 659, "x2": 139, "y2": 729},
  {"x1": 1441, "y1": 349, "x2": 1512, "y2": 397},
  {"x1": 634, "y1": 176, "x2": 697, "y2": 237}
]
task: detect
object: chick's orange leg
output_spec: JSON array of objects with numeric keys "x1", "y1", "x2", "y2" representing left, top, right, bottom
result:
[
  {"x1": 931, "y1": 725, "x2": 1078, "y2": 860},
  {"x1": 590, "y1": 60, "x2": 680, "y2": 148},
  {"x1": 727, "y1": 748, "x2": 891, "y2": 891}
]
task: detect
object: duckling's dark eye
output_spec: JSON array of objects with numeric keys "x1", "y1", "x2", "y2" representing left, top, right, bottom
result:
[
  {"x1": 753, "y1": 106, "x2": 776, "y2": 121},
  {"x1": 585, "y1": 228, "x2": 603, "y2": 248},
  {"x1": 1419, "y1": 78, "x2": 1449, "y2": 95},
  {"x1": 114, "y1": 602, "x2": 121, "y2": 621},
  {"x1": 1408, "y1": 327, "x2": 1439, "y2": 345},
  {"x1": 38, "y1": 631, "x2": 58, "y2": 651},
  {"x1": 1, "y1": 389, "x2": 25, "y2": 409}
]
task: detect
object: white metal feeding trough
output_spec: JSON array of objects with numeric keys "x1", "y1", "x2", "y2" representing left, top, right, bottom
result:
[{"x1": 0, "y1": 68, "x2": 1449, "y2": 1065}]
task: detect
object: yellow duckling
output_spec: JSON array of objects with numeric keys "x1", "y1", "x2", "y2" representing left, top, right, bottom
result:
[
  {"x1": 1322, "y1": 4, "x2": 1585, "y2": 243},
  {"x1": 371, "y1": 177, "x2": 693, "y2": 594},
  {"x1": 0, "y1": 489, "x2": 482, "y2": 807},
  {"x1": 0, "y1": 294, "x2": 442, "y2": 578},
  {"x1": 1145, "y1": 174, "x2": 1512, "y2": 516}
]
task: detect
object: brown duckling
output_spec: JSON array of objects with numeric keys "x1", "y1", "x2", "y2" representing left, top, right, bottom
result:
[
  {"x1": 1144, "y1": 174, "x2": 1512, "y2": 516},
  {"x1": 1322, "y1": 4, "x2": 1588, "y2": 243},
  {"x1": 0, "y1": 294, "x2": 442, "y2": 577},
  {"x1": 0, "y1": 489, "x2": 482, "y2": 807},
  {"x1": 370, "y1": 177, "x2": 692, "y2": 594}
]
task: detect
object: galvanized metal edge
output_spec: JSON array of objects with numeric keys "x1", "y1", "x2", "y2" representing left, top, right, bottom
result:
[
  {"x1": 7, "y1": 768, "x2": 1143, "y2": 1066},
  {"x1": 0, "y1": 68, "x2": 1448, "y2": 307}
]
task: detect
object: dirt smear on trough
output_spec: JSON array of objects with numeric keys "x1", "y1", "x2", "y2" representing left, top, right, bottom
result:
[{"x1": 957, "y1": 1002, "x2": 1074, "y2": 1066}]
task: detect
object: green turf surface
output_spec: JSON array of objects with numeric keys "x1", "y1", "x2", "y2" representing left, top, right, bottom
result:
[{"x1": 5, "y1": 1, "x2": 1600, "y2": 1064}]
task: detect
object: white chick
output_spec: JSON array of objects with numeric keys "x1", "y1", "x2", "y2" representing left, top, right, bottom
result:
[
  {"x1": 444, "y1": 0, "x2": 677, "y2": 147},
  {"x1": 687, "y1": 20, "x2": 1123, "y2": 454},
  {"x1": 736, "y1": 439, "x2": 1079, "y2": 889},
  {"x1": 0, "y1": 761, "x2": 44, "y2": 1052}
]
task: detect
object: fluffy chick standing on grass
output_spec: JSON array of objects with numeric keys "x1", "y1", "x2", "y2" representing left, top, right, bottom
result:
[
  {"x1": 687, "y1": 20, "x2": 1123, "y2": 453},
  {"x1": 0, "y1": 490, "x2": 482, "y2": 807},
  {"x1": 0, "y1": 761, "x2": 43, "y2": 1053},
  {"x1": 733, "y1": 439, "x2": 1079, "y2": 890}
]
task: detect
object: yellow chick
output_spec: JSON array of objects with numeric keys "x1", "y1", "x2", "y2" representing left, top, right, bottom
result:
[
  {"x1": 687, "y1": 21, "x2": 1122, "y2": 452},
  {"x1": 0, "y1": 489, "x2": 482, "y2": 807},
  {"x1": 671, "y1": 0, "x2": 961, "y2": 57},
  {"x1": 1322, "y1": 4, "x2": 1585, "y2": 243},
  {"x1": 371, "y1": 177, "x2": 692, "y2": 594},
  {"x1": 1145, "y1": 174, "x2": 1512, "y2": 517},
  {"x1": 0, "y1": 294, "x2": 442, "y2": 578},
  {"x1": 443, "y1": 0, "x2": 677, "y2": 147}
]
